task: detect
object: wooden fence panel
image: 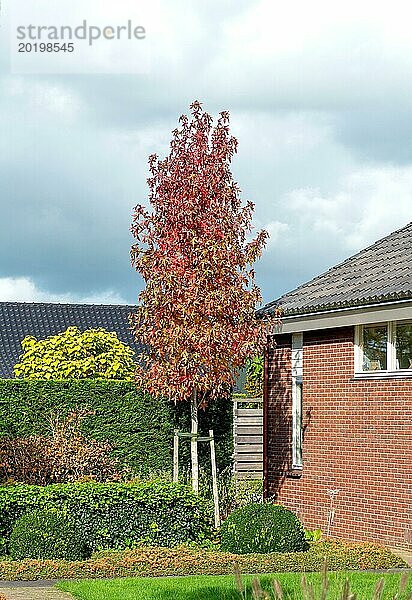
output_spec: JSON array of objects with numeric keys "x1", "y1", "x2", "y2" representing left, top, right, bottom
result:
[{"x1": 233, "y1": 398, "x2": 263, "y2": 479}]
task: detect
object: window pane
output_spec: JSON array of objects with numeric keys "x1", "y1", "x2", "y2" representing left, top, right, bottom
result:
[
  {"x1": 363, "y1": 325, "x2": 387, "y2": 370},
  {"x1": 396, "y1": 323, "x2": 412, "y2": 369}
]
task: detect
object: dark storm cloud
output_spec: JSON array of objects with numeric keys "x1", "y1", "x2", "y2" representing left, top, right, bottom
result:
[
  {"x1": 335, "y1": 109, "x2": 412, "y2": 164},
  {"x1": 0, "y1": 98, "x2": 148, "y2": 301}
]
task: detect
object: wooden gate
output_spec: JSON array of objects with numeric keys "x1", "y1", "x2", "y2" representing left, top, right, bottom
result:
[{"x1": 233, "y1": 397, "x2": 263, "y2": 479}]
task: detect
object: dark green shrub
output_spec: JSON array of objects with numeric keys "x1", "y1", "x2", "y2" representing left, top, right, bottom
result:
[
  {"x1": 220, "y1": 503, "x2": 308, "y2": 554},
  {"x1": 0, "y1": 379, "x2": 233, "y2": 475},
  {"x1": 0, "y1": 481, "x2": 213, "y2": 553},
  {"x1": 9, "y1": 509, "x2": 88, "y2": 560}
]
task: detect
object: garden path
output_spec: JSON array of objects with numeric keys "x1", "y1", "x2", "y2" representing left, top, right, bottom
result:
[{"x1": 0, "y1": 587, "x2": 72, "y2": 600}]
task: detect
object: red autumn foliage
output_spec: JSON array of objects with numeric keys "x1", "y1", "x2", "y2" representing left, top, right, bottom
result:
[{"x1": 130, "y1": 101, "x2": 275, "y2": 404}]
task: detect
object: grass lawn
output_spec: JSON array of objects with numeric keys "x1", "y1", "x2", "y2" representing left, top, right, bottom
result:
[{"x1": 58, "y1": 571, "x2": 412, "y2": 600}]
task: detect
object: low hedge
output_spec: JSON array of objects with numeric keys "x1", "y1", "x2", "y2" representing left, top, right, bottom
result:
[
  {"x1": 0, "y1": 482, "x2": 213, "y2": 555},
  {"x1": 0, "y1": 541, "x2": 405, "y2": 580},
  {"x1": 10, "y1": 509, "x2": 88, "y2": 561},
  {"x1": 221, "y1": 503, "x2": 308, "y2": 554},
  {"x1": 0, "y1": 379, "x2": 233, "y2": 475}
]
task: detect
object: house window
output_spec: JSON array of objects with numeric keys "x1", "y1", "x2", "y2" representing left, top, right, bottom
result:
[
  {"x1": 292, "y1": 378, "x2": 303, "y2": 469},
  {"x1": 395, "y1": 322, "x2": 412, "y2": 369},
  {"x1": 362, "y1": 324, "x2": 388, "y2": 371},
  {"x1": 355, "y1": 321, "x2": 412, "y2": 376},
  {"x1": 291, "y1": 333, "x2": 303, "y2": 469}
]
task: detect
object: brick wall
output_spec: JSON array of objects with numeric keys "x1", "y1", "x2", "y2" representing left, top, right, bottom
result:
[{"x1": 265, "y1": 327, "x2": 412, "y2": 548}]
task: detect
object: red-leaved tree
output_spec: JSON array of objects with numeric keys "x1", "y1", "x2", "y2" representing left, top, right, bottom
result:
[{"x1": 130, "y1": 101, "x2": 273, "y2": 492}]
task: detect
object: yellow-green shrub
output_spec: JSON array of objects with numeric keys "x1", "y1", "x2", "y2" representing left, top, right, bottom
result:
[{"x1": 13, "y1": 327, "x2": 136, "y2": 380}]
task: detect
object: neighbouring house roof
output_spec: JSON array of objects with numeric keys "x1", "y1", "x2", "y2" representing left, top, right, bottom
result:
[
  {"x1": 260, "y1": 221, "x2": 412, "y2": 318},
  {"x1": 0, "y1": 302, "x2": 143, "y2": 378}
]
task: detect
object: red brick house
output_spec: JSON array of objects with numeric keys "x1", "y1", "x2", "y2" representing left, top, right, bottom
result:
[{"x1": 261, "y1": 222, "x2": 412, "y2": 549}]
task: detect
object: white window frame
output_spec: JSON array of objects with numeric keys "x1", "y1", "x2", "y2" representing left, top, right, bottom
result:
[
  {"x1": 291, "y1": 333, "x2": 303, "y2": 469},
  {"x1": 354, "y1": 320, "x2": 412, "y2": 379}
]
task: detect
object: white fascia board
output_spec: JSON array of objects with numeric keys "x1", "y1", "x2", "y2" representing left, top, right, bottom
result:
[{"x1": 277, "y1": 301, "x2": 412, "y2": 334}]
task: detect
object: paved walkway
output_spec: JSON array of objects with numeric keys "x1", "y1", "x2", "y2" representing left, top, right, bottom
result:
[
  {"x1": 0, "y1": 582, "x2": 72, "y2": 600},
  {"x1": 0, "y1": 588, "x2": 72, "y2": 600}
]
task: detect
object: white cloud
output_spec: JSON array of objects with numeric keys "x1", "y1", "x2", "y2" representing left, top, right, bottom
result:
[
  {"x1": 264, "y1": 221, "x2": 289, "y2": 247},
  {"x1": 283, "y1": 165, "x2": 412, "y2": 253},
  {"x1": 0, "y1": 277, "x2": 128, "y2": 305},
  {"x1": 6, "y1": 77, "x2": 83, "y2": 119},
  {"x1": 254, "y1": 164, "x2": 412, "y2": 302},
  {"x1": 206, "y1": 0, "x2": 412, "y2": 113}
]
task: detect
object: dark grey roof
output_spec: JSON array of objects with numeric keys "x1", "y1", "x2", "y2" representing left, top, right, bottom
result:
[
  {"x1": 260, "y1": 221, "x2": 412, "y2": 317},
  {"x1": 0, "y1": 302, "x2": 143, "y2": 378}
]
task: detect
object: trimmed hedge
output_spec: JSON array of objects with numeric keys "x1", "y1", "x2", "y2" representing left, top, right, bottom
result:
[
  {"x1": 0, "y1": 541, "x2": 406, "y2": 581},
  {"x1": 0, "y1": 379, "x2": 233, "y2": 475},
  {"x1": 0, "y1": 482, "x2": 213, "y2": 555},
  {"x1": 220, "y1": 503, "x2": 308, "y2": 554},
  {"x1": 10, "y1": 509, "x2": 88, "y2": 561}
]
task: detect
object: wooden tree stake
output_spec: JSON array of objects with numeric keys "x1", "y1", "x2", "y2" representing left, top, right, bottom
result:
[
  {"x1": 173, "y1": 429, "x2": 179, "y2": 483},
  {"x1": 191, "y1": 390, "x2": 199, "y2": 494},
  {"x1": 209, "y1": 429, "x2": 220, "y2": 528}
]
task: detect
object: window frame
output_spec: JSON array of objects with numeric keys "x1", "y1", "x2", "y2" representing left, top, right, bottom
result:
[
  {"x1": 291, "y1": 333, "x2": 303, "y2": 469},
  {"x1": 354, "y1": 320, "x2": 412, "y2": 378},
  {"x1": 292, "y1": 377, "x2": 303, "y2": 469}
]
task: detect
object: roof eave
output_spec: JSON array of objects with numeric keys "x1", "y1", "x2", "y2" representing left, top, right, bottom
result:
[
  {"x1": 260, "y1": 291, "x2": 412, "y2": 319},
  {"x1": 271, "y1": 297, "x2": 412, "y2": 335}
]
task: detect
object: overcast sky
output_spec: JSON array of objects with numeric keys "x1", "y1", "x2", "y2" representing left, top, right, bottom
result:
[{"x1": 1, "y1": 0, "x2": 412, "y2": 307}]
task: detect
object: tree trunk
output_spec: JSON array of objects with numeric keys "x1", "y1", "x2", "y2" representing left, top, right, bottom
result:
[{"x1": 191, "y1": 389, "x2": 199, "y2": 494}]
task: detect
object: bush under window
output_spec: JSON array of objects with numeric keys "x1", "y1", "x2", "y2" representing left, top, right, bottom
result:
[{"x1": 220, "y1": 503, "x2": 308, "y2": 554}]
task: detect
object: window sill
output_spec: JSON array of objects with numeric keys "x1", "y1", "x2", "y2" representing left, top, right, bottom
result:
[
  {"x1": 286, "y1": 467, "x2": 303, "y2": 478},
  {"x1": 354, "y1": 369, "x2": 412, "y2": 380}
]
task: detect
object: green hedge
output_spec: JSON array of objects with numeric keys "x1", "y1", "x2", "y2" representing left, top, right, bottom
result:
[
  {"x1": 0, "y1": 379, "x2": 233, "y2": 475},
  {"x1": 0, "y1": 482, "x2": 213, "y2": 555}
]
